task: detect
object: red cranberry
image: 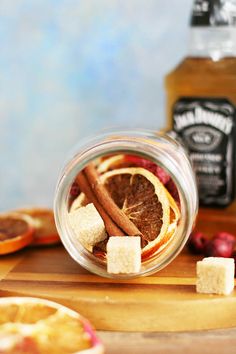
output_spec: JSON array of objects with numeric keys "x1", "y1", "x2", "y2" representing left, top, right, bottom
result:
[
  {"x1": 204, "y1": 238, "x2": 234, "y2": 258},
  {"x1": 155, "y1": 166, "x2": 171, "y2": 185},
  {"x1": 188, "y1": 231, "x2": 208, "y2": 254},
  {"x1": 214, "y1": 232, "x2": 236, "y2": 246},
  {"x1": 69, "y1": 182, "x2": 80, "y2": 197}
]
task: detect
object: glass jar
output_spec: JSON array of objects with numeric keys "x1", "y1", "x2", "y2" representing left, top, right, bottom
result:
[{"x1": 54, "y1": 129, "x2": 198, "y2": 279}]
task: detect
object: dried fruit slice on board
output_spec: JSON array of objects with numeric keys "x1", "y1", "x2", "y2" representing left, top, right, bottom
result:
[
  {"x1": 16, "y1": 208, "x2": 60, "y2": 246},
  {"x1": 0, "y1": 297, "x2": 104, "y2": 354},
  {"x1": 0, "y1": 213, "x2": 34, "y2": 255}
]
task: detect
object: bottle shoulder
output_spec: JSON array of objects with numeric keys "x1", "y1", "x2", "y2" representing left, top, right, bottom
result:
[
  {"x1": 167, "y1": 57, "x2": 236, "y2": 77},
  {"x1": 165, "y1": 57, "x2": 236, "y2": 90}
]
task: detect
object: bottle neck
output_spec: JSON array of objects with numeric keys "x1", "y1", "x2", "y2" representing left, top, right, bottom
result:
[{"x1": 188, "y1": 27, "x2": 236, "y2": 60}]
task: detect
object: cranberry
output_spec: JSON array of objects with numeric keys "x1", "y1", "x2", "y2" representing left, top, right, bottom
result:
[
  {"x1": 69, "y1": 182, "x2": 80, "y2": 197},
  {"x1": 154, "y1": 166, "x2": 171, "y2": 185},
  {"x1": 125, "y1": 154, "x2": 143, "y2": 165},
  {"x1": 188, "y1": 231, "x2": 208, "y2": 254},
  {"x1": 214, "y1": 232, "x2": 236, "y2": 246},
  {"x1": 204, "y1": 238, "x2": 234, "y2": 258}
]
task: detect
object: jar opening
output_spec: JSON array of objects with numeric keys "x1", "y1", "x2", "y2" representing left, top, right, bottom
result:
[{"x1": 54, "y1": 131, "x2": 198, "y2": 278}]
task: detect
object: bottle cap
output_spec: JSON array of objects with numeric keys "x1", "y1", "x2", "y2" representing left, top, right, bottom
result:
[{"x1": 191, "y1": 0, "x2": 236, "y2": 26}]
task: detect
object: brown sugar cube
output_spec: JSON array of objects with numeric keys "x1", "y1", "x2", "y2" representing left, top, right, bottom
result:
[
  {"x1": 68, "y1": 203, "x2": 106, "y2": 251},
  {"x1": 107, "y1": 236, "x2": 141, "y2": 274},
  {"x1": 196, "y1": 257, "x2": 235, "y2": 295}
]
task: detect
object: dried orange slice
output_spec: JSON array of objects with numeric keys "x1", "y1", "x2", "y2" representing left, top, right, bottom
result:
[
  {"x1": 98, "y1": 154, "x2": 180, "y2": 220},
  {"x1": 97, "y1": 154, "x2": 180, "y2": 203},
  {"x1": 16, "y1": 208, "x2": 61, "y2": 246},
  {"x1": 142, "y1": 189, "x2": 180, "y2": 259},
  {"x1": 0, "y1": 297, "x2": 104, "y2": 354},
  {"x1": 100, "y1": 167, "x2": 171, "y2": 252},
  {"x1": 0, "y1": 213, "x2": 34, "y2": 255},
  {"x1": 97, "y1": 155, "x2": 128, "y2": 173}
]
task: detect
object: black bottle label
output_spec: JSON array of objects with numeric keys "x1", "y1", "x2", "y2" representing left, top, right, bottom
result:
[
  {"x1": 172, "y1": 97, "x2": 236, "y2": 207},
  {"x1": 191, "y1": 0, "x2": 236, "y2": 27}
]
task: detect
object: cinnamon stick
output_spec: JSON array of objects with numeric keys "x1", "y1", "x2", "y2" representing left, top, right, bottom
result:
[
  {"x1": 76, "y1": 172, "x2": 125, "y2": 237},
  {"x1": 84, "y1": 163, "x2": 142, "y2": 237}
]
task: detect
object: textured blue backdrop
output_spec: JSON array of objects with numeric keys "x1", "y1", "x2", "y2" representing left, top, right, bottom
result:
[{"x1": 0, "y1": 0, "x2": 192, "y2": 210}]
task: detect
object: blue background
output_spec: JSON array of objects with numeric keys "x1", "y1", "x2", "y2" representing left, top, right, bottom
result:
[{"x1": 0, "y1": 0, "x2": 192, "y2": 211}]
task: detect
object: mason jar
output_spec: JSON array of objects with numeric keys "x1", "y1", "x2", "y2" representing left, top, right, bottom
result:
[{"x1": 54, "y1": 129, "x2": 198, "y2": 279}]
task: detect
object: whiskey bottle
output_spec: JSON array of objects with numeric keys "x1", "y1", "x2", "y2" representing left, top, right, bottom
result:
[{"x1": 165, "y1": 0, "x2": 236, "y2": 207}]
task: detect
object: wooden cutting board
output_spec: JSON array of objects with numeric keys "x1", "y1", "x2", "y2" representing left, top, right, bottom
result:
[{"x1": 0, "y1": 203, "x2": 235, "y2": 332}]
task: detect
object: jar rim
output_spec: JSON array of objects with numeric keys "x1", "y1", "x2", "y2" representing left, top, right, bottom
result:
[{"x1": 54, "y1": 129, "x2": 198, "y2": 279}]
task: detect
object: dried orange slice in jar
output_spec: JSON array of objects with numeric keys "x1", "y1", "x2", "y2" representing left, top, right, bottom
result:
[
  {"x1": 98, "y1": 154, "x2": 180, "y2": 202},
  {"x1": 97, "y1": 154, "x2": 131, "y2": 173},
  {"x1": 100, "y1": 167, "x2": 174, "y2": 255},
  {"x1": 142, "y1": 188, "x2": 180, "y2": 260},
  {"x1": 0, "y1": 213, "x2": 34, "y2": 255},
  {"x1": 16, "y1": 208, "x2": 61, "y2": 246},
  {"x1": 0, "y1": 297, "x2": 104, "y2": 354}
]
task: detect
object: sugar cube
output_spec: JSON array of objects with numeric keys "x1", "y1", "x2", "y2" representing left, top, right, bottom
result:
[
  {"x1": 107, "y1": 236, "x2": 141, "y2": 274},
  {"x1": 68, "y1": 203, "x2": 106, "y2": 251},
  {"x1": 196, "y1": 257, "x2": 235, "y2": 295}
]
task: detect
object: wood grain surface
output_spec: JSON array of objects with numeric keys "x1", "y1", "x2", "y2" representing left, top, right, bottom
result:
[
  {"x1": 99, "y1": 328, "x2": 236, "y2": 354},
  {"x1": 0, "y1": 214, "x2": 235, "y2": 332}
]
